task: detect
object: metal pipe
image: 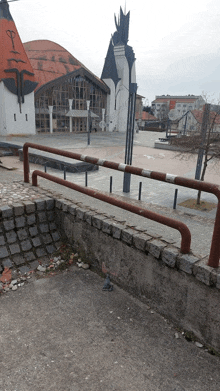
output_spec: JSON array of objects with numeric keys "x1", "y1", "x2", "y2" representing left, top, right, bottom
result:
[
  {"x1": 32, "y1": 170, "x2": 191, "y2": 254},
  {"x1": 173, "y1": 189, "x2": 178, "y2": 209},
  {"x1": 138, "y1": 182, "x2": 142, "y2": 201},
  {"x1": 110, "y1": 176, "x2": 113, "y2": 193},
  {"x1": 23, "y1": 143, "x2": 220, "y2": 267},
  {"x1": 85, "y1": 171, "x2": 88, "y2": 187}
]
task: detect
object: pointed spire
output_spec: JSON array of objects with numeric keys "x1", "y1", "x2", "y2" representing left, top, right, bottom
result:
[{"x1": 0, "y1": 0, "x2": 13, "y2": 20}]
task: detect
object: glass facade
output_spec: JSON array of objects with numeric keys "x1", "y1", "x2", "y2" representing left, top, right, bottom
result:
[{"x1": 35, "y1": 74, "x2": 107, "y2": 133}]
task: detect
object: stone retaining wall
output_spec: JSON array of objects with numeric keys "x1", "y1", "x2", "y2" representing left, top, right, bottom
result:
[
  {"x1": 55, "y1": 199, "x2": 220, "y2": 353},
  {"x1": 1, "y1": 196, "x2": 220, "y2": 352},
  {"x1": 0, "y1": 198, "x2": 62, "y2": 273}
]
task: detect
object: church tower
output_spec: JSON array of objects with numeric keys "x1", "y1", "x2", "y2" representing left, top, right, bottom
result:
[
  {"x1": 101, "y1": 7, "x2": 136, "y2": 132},
  {"x1": 0, "y1": 0, "x2": 37, "y2": 135}
]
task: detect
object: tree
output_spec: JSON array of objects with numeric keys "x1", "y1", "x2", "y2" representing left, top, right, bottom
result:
[
  {"x1": 170, "y1": 103, "x2": 220, "y2": 204},
  {"x1": 143, "y1": 106, "x2": 154, "y2": 115}
]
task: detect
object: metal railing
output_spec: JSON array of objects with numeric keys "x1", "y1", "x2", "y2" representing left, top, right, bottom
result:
[{"x1": 23, "y1": 142, "x2": 220, "y2": 267}]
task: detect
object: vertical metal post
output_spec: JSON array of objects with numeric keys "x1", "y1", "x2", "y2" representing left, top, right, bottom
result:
[
  {"x1": 138, "y1": 182, "x2": 142, "y2": 200},
  {"x1": 173, "y1": 189, "x2": 178, "y2": 209},
  {"x1": 123, "y1": 83, "x2": 137, "y2": 193},
  {"x1": 44, "y1": 163, "x2": 47, "y2": 173},
  {"x1": 195, "y1": 104, "x2": 210, "y2": 180},
  {"x1": 86, "y1": 100, "x2": 91, "y2": 146},
  {"x1": 110, "y1": 176, "x2": 113, "y2": 193},
  {"x1": 64, "y1": 166, "x2": 66, "y2": 180},
  {"x1": 85, "y1": 171, "x2": 88, "y2": 187}
]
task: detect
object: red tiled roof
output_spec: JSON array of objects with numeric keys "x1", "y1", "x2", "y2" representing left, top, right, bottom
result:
[
  {"x1": 153, "y1": 98, "x2": 197, "y2": 104},
  {"x1": 191, "y1": 109, "x2": 220, "y2": 125},
  {"x1": 23, "y1": 40, "x2": 83, "y2": 91},
  {"x1": 136, "y1": 111, "x2": 157, "y2": 121},
  {"x1": 0, "y1": 18, "x2": 36, "y2": 84}
]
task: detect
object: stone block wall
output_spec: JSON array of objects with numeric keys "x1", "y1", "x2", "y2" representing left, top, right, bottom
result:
[{"x1": 0, "y1": 198, "x2": 62, "y2": 272}]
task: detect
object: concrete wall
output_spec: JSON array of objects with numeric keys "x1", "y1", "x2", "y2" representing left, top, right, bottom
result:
[
  {"x1": 0, "y1": 81, "x2": 35, "y2": 135},
  {"x1": 55, "y1": 199, "x2": 220, "y2": 353}
]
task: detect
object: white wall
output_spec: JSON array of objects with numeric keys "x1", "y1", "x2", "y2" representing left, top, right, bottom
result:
[{"x1": 0, "y1": 82, "x2": 35, "y2": 135}]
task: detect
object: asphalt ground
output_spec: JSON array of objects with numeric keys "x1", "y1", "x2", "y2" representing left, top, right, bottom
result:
[{"x1": 1, "y1": 265, "x2": 220, "y2": 391}]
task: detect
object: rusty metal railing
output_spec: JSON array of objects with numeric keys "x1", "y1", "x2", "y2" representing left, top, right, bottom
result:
[{"x1": 23, "y1": 143, "x2": 220, "y2": 267}]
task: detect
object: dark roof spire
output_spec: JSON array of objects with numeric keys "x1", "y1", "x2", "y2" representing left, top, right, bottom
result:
[{"x1": 0, "y1": 0, "x2": 13, "y2": 21}]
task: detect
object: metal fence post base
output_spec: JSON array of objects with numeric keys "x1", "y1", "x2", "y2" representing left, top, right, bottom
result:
[{"x1": 123, "y1": 172, "x2": 131, "y2": 193}]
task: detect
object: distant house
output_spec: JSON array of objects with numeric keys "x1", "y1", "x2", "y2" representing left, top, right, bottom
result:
[
  {"x1": 135, "y1": 111, "x2": 158, "y2": 130},
  {"x1": 151, "y1": 95, "x2": 205, "y2": 120},
  {"x1": 171, "y1": 108, "x2": 220, "y2": 134}
]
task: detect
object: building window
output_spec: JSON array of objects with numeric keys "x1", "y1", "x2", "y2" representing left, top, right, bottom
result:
[
  {"x1": 25, "y1": 114, "x2": 28, "y2": 121},
  {"x1": 14, "y1": 114, "x2": 16, "y2": 121}
]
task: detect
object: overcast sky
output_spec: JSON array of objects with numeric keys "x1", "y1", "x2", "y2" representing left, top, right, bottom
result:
[{"x1": 9, "y1": 0, "x2": 220, "y2": 104}]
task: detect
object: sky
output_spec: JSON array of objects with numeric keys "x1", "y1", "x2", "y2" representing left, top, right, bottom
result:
[{"x1": 8, "y1": 0, "x2": 220, "y2": 105}]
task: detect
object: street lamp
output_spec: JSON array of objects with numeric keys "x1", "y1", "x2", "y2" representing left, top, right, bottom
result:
[{"x1": 86, "y1": 100, "x2": 90, "y2": 145}]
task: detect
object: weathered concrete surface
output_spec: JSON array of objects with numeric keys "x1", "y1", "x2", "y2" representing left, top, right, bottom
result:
[{"x1": 0, "y1": 267, "x2": 219, "y2": 391}]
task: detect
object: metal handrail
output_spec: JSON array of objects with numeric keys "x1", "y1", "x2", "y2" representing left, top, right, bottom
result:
[
  {"x1": 23, "y1": 142, "x2": 220, "y2": 267},
  {"x1": 32, "y1": 170, "x2": 191, "y2": 254}
]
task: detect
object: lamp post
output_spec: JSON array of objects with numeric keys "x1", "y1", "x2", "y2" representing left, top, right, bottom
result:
[{"x1": 86, "y1": 100, "x2": 90, "y2": 145}]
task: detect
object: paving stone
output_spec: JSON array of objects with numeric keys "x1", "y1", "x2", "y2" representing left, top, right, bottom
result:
[
  {"x1": 31, "y1": 236, "x2": 41, "y2": 247},
  {"x1": 51, "y1": 231, "x2": 60, "y2": 241},
  {"x1": 9, "y1": 243, "x2": 20, "y2": 255},
  {"x1": 24, "y1": 252, "x2": 36, "y2": 262},
  {"x1": 49, "y1": 222, "x2": 57, "y2": 230},
  {"x1": 177, "y1": 253, "x2": 200, "y2": 275},
  {"x1": 27, "y1": 214, "x2": 36, "y2": 226},
  {"x1": 24, "y1": 201, "x2": 35, "y2": 214},
  {"x1": 133, "y1": 233, "x2": 152, "y2": 252},
  {"x1": 84, "y1": 211, "x2": 93, "y2": 225},
  {"x1": 55, "y1": 199, "x2": 65, "y2": 209},
  {"x1": 55, "y1": 241, "x2": 62, "y2": 249},
  {"x1": 193, "y1": 260, "x2": 212, "y2": 286},
  {"x1": 29, "y1": 260, "x2": 40, "y2": 270},
  {"x1": 35, "y1": 199, "x2": 46, "y2": 211},
  {"x1": 0, "y1": 206, "x2": 13, "y2": 218},
  {"x1": 2, "y1": 258, "x2": 13, "y2": 269},
  {"x1": 47, "y1": 210, "x2": 55, "y2": 222},
  {"x1": 0, "y1": 246, "x2": 9, "y2": 259},
  {"x1": 112, "y1": 224, "x2": 123, "y2": 240},
  {"x1": 13, "y1": 254, "x2": 24, "y2": 266},
  {"x1": 67, "y1": 204, "x2": 77, "y2": 217},
  {"x1": 29, "y1": 226, "x2": 38, "y2": 237},
  {"x1": 15, "y1": 216, "x2": 26, "y2": 229},
  {"x1": 102, "y1": 219, "x2": 113, "y2": 235},
  {"x1": 39, "y1": 223, "x2": 49, "y2": 233},
  {"x1": 17, "y1": 228, "x2": 28, "y2": 241},
  {"x1": 45, "y1": 198, "x2": 55, "y2": 210},
  {"x1": 6, "y1": 230, "x2": 17, "y2": 244},
  {"x1": 76, "y1": 208, "x2": 85, "y2": 221},
  {"x1": 19, "y1": 266, "x2": 30, "y2": 274},
  {"x1": 42, "y1": 234, "x2": 52, "y2": 244},
  {"x1": 46, "y1": 244, "x2": 56, "y2": 254},
  {"x1": 36, "y1": 247, "x2": 47, "y2": 257},
  {"x1": 148, "y1": 239, "x2": 167, "y2": 259},
  {"x1": 62, "y1": 201, "x2": 72, "y2": 212},
  {"x1": 38, "y1": 211, "x2": 47, "y2": 223},
  {"x1": 0, "y1": 235, "x2": 5, "y2": 246},
  {"x1": 92, "y1": 215, "x2": 105, "y2": 230},
  {"x1": 121, "y1": 228, "x2": 134, "y2": 245},
  {"x1": 3, "y1": 219, "x2": 15, "y2": 231},
  {"x1": 162, "y1": 246, "x2": 179, "y2": 268},
  {"x1": 13, "y1": 204, "x2": 25, "y2": 216},
  {"x1": 21, "y1": 240, "x2": 32, "y2": 252}
]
